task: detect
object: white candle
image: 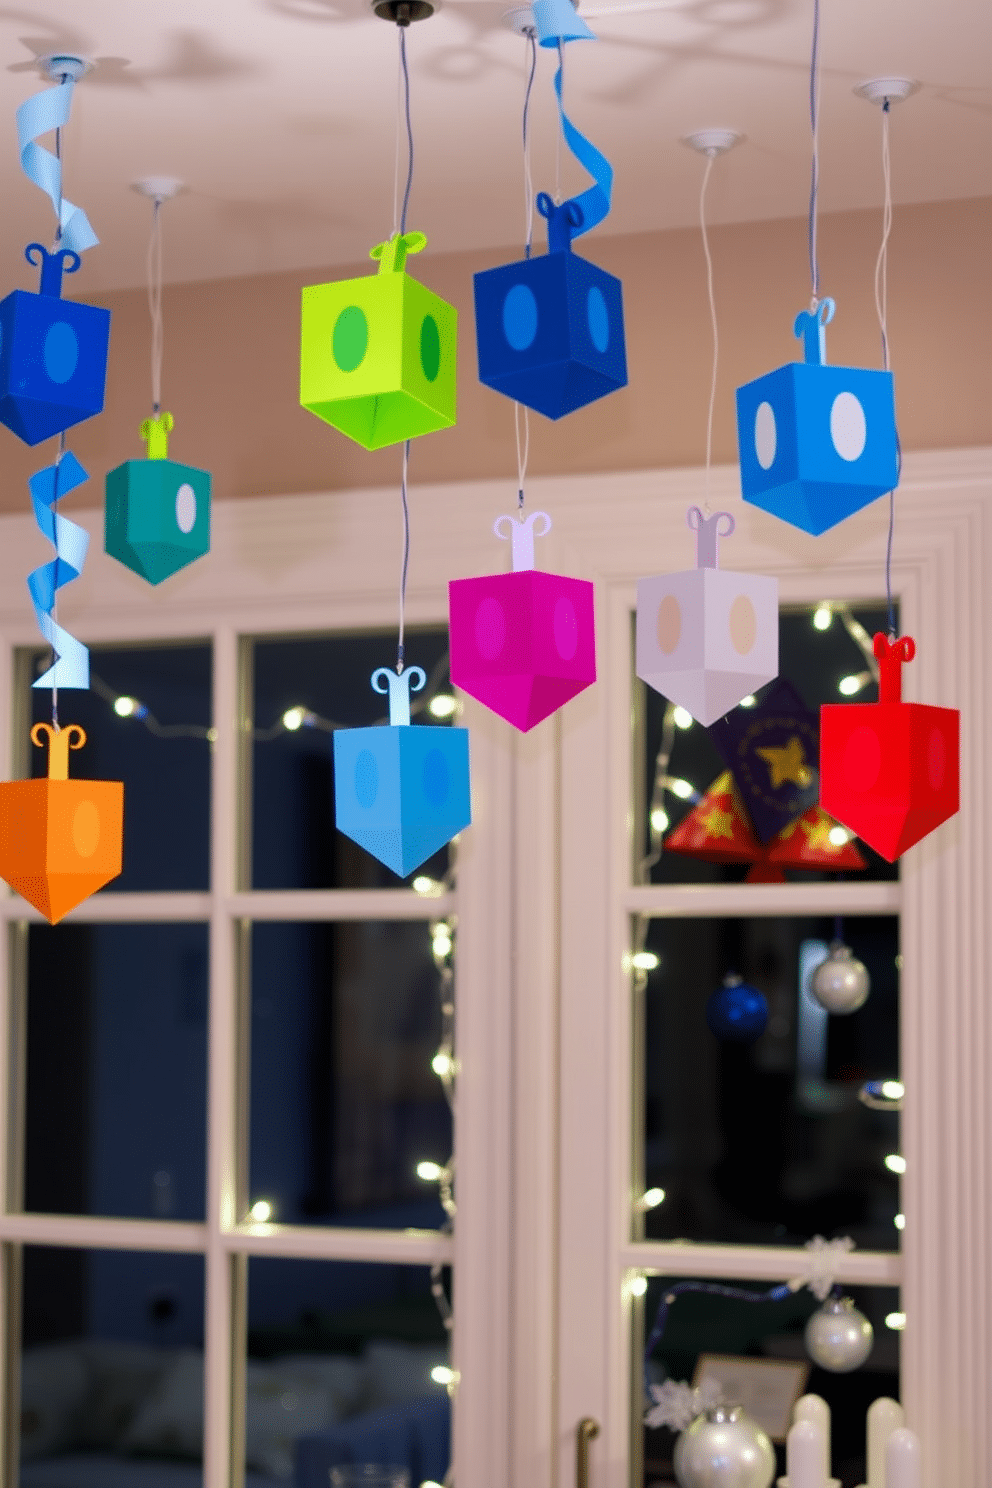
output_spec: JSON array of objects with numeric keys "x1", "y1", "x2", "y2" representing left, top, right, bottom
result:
[
  {"x1": 867, "y1": 1397, "x2": 905, "y2": 1487},
  {"x1": 886, "y1": 1427, "x2": 921, "y2": 1488},
  {"x1": 786, "y1": 1418, "x2": 827, "y2": 1488},
  {"x1": 794, "y1": 1394, "x2": 831, "y2": 1483}
]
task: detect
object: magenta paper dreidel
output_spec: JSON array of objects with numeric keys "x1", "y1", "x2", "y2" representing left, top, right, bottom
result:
[
  {"x1": 636, "y1": 508, "x2": 779, "y2": 726},
  {"x1": 448, "y1": 509, "x2": 595, "y2": 731}
]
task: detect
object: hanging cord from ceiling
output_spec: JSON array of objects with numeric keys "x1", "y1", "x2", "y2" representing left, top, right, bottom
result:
[
  {"x1": 147, "y1": 197, "x2": 165, "y2": 416},
  {"x1": 807, "y1": 0, "x2": 822, "y2": 307},
  {"x1": 698, "y1": 149, "x2": 718, "y2": 508},
  {"x1": 515, "y1": 26, "x2": 538, "y2": 513},
  {"x1": 874, "y1": 99, "x2": 901, "y2": 640}
]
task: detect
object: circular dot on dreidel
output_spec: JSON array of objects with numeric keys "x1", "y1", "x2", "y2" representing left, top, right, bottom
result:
[
  {"x1": 175, "y1": 483, "x2": 197, "y2": 534},
  {"x1": 754, "y1": 400, "x2": 777, "y2": 470}
]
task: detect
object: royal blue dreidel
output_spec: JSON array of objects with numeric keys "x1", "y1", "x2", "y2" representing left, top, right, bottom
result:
[
  {"x1": 0, "y1": 244, "x2": 110, "y2": 446},
  {"x1": 333, "y1": 666, "x2": 471, "y2": 879},
  {"x1": 735, "y1": 298, "x2": 898, "y2": 535},
  {"x1": 473, "y1": 194, "x2": 627, "y2": 420},
  {"x1": 300, "y1": 231, "x2": 457, "y2": 450},
  {"x1": 636, "y1": 508, "x2": 778, "y2": 726},
  {"x1": 449, "y1": 509, "x2": 596, "y2": 731},
  {"x1": 104, "y1": 414, "x2": 211, "y2": 585}
]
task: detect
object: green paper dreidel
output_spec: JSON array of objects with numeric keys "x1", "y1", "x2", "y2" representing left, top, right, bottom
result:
[
  {"x1": 300, "y1": 231, "x2": 457, "y2": 451},
  {"x1": 104, "y1": 413, "x2": 211, "y2": 585}
]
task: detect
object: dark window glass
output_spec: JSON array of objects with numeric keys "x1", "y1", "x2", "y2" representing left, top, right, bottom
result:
[
  {"x1": 249, "y1": 921, "x2": 451, "y2": 1231},
  {"x1": 640, "y1": 1275, "x2": 899, "y2": 1488},
  {"x1": 19, "y1": 1246, "x2": 205, "y2": 1478},
  {"x1": 24, "y1": 642, "x2": 211, "y2": 893},
  {"x1": 250, "y1": 629, "x2": 453, "y2": 891},
  {"x1": 640, "y1": 604, "x2": 899, "y2": 884},
  {"x1": 640, "y1": 916, "x2": 900, "y2": 1251},
  {"x1": 24, "y1": 922, "x2": 208, "y2": 1221},
  {"x1": 245, "y1": 1257, "x2": 450, "y2": 1484}
]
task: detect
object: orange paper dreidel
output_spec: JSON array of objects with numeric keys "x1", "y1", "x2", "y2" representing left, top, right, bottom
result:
[{"x1": 0, "y1": 723, "x2": 123, "y2": 923}]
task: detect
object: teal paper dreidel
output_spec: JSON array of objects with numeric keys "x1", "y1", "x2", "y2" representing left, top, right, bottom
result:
[
  {"x1": 300, "y1": 231, "x2": 457, "y2": 451},
  {"x1": 104, "y1": 413, "x2": 211, "y2": 584},
  {"x1": 333, "y1": 666, "x2": 471, "y2": 879}
]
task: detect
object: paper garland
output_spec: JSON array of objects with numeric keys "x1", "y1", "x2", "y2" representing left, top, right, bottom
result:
[{"x1": 27, "y1": 449, "x2": 90, "y2": 690}]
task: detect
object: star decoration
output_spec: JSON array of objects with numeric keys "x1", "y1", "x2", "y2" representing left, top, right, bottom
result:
[
  {"x1": 756, "y1": 735, "x2": 812, "y2": 789},
  {"x1": 699, "y1": 805, "x2": 735, "y2": 840}
]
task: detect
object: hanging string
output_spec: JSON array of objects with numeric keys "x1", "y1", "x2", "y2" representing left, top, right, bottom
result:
[
  {"x1": 397, "y1": 440, "x2": 411, "y2": 673},
  {"x1": 807, "y1": 0, "x2": 822, "y2": 306},
  {"x1": 699, "y1": 150, "x2": 718, "y2": 506},
  {"x1": 50, "y1": 91, "x2": 68, "y2": 727},
  {"x1": 555, "y1": 41, "x2": 564, "y2": 203},
  {"x1": 515, "y1": 29, "x2": 537, "y2": 512},
  {"x1": 398, "y1": 27, "x2": 414, "y2": 237},
  {"x1": 147, "y1": 197, "x2": 164, "y2": 415},
  {"x1": 874, "y1": 99, "x2": 900, "y2": 639}
]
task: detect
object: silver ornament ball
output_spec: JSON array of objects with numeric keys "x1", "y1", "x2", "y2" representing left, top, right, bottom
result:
[
  {"x1": 804, "y1": 1295, "x2": 874, "y2": 1372},
  {"x1": 674, "y1": 1404, "x2": 776, "y2": 1488},
  {"x1": 809, "y1": 941, "x2": 870, "y2": 1015}
]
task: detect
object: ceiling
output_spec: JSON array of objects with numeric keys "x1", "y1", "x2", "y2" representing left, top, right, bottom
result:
[{"x1": 0, "y1": 0, "x2": 989, "y2": 292}]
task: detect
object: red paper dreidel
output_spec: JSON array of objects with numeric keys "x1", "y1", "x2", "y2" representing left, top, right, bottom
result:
[
  {"x1": 448, "y1": 508, "x2": 596, "y2": 731},
  {"x1": 0, "y1": 724, "x2": 124, "y2": 922},
  {"x1": 820, "y1": 633, "x2": 959, "y2": 861}
]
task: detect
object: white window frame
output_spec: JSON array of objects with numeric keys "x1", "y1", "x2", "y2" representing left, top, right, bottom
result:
[{"x1": 0, "y1": 445, "x2": 988, "y2": 1487}]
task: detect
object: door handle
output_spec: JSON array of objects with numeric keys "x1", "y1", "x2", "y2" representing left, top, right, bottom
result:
[{"x1": 576, "y1": 1416, "x2": 600, "y2": 1488}]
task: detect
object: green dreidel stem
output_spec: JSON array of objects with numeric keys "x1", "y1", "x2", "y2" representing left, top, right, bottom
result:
[{"x1": 140, "y1": 411, "x2": 175, "y2": 460}]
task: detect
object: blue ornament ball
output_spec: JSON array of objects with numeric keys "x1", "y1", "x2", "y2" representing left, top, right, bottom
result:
[{"x1": 706, "y1": 974, "x2": 768, "y2": 1041}]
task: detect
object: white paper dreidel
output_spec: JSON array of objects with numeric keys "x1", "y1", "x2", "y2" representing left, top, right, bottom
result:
[{"x1": 636, "y1": 507, "x2": 778, "y2": 726}]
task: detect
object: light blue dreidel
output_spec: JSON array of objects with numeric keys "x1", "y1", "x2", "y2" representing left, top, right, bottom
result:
[
  {"x1": 333, "y1": 666, "x2": 471, "y2": 879},
  {"x1": 104, "y1": 413, "x2": 211, "y2": 584},
  {"x1": 735, "y1": 299, "x2": 898, "y2": 535}
]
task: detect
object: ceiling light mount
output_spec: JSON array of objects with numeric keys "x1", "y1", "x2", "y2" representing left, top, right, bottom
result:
[
  {"x1": 504, "y1": 5, "x2": 537, "y2": 35},
  {"x1": 132, "y1": 177, "x2": 185, "y2": 203},
  {"x1": 372, "y1": 0, "x2": 438, "y2": 23},
  {"x1": 854, "y1": 77, "x2": 920, "y2": 107},
  {"x1": 36, "y1": 54, "x2": 93, "y2": 83},
  {"x1": 683, "y1": 128, "x2": 743, "y2": 157}
]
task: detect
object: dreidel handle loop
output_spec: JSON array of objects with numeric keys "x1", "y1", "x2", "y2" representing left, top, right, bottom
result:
[
  {"x1": 372, "y1": 665, "x2": 426, "y2": 727},
  {"x1": 687, "y1": 507, "x2": 734, "y2": 569},
  {"x1": 494, "y1": 510, "x2": 552, "y2": 571},
  {"x1": 873, "y1": 632, "x2": 915, "y2": 703},
  {"x1": 31, "y1": 721, "x2": 86, "y2": 780}
]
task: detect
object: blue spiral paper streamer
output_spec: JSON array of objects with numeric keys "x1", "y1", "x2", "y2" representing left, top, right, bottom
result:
[
  {"x1": 27, "y1": 452, "x2": 90, "y2": 690},
  {"x1": 531, "y1": 0, "x2": 613, "y2": 239},
  {"x1": 16, "y1": 74, "x2": 98, "y2": 254}
]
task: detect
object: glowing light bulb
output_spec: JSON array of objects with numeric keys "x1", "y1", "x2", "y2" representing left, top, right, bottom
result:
[
  {"x1": 894, "y1": 1213, "x2": 906, "y2": 1230},
  {"x1": 884, "y1": 1154, "x2": 907, "y2": 1174},
  {"x1": 114, "y1": 696, "x2": 147, "y2": 719},
  {"x1": 670, "y1": 778, "x2": 694, "y2": 800},
  {"x1": 413, "y1": 876, "x2": 441, "y2": 896},
  {"x1": 739, "y1": 694, "x2": 757, "y2": 708},
  {"x1": 632, "y1": 951, "x2": 660, "y2": 972},
  {"x1": 813, "y1": 605, "x2": 833, "y2": 631},
  {"x1": 432, "y1": 1052, "x2": 455, "y2": 1078},
  {"x1": 431, "y1": 1366, "x2": 456, "y2": 1386},
  {"x1": 650, "y1": 808, "x2": 669, "y2": 834},
  {"x1": 640, "y1": 1187, "x2": 665, "y2": 1210},
  {"x1": 885, "y1": 1312, "x2": 906, "y2": 1331},
  {"x1": 250, "y1": 1199, "x2": 273, "y2": 1222},
  {"x1": 673, "y1": 706, "x2": 694, "y2": 730},
  {"x1": 282, "y1": 706, "x2": 306, "y2": 731},
  {"x1": 881, "y1": 1080, "x2": 905, "y2": 1100},
  {"x1": 827, "y1": 825, "x2": 849, "y2": 846},
  {"x1": 629, "y1": 1275, "x2": 648, "y2": 1297},
  {"x1": 428, "y1": 694, "x2": 458, "y2": 719},
  {"x1": 416, "y1": 1160, "x2": 445, "y2": 1182},
  {"x1": 839, "y1": 674, "x2": 863, "y2": 696}
]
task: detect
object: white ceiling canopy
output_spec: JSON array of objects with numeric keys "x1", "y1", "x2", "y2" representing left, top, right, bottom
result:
[{"x1": 0, "y1": 0, "x2": 989, "y2": 291}]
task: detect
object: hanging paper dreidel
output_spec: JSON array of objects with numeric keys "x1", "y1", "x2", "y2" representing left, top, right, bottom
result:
[
  {"x1": 636, "y1": 508, "x2": 778, "y2": 726},
  {"x1": 105, "y1": 413, "x2": 211, "y2": 584},
  {"x1": 473, "y1": 0, "x2": 626, "y2": 420},
  {"x1": 333, "y1": 666, "x2": 471, "y2": 879},
  {"x1": 300, "y1": 231, "x2": 456, "y2": 450},
  {"x1": 820, "y1": 633, "x2": 959, "y2": 861},
  {"x1": 0, "y1": 244, "x2": 110, "y2": 447},
  {"x1": 707, "y1": 678, "x2": 820, "y2": 844},
  {"x1": 448, "y1": 509, "x2": 596, "y2": 731},
  {"x1": 735, "y1": 299, "x2": 898, "y2": 535},
  {"x1": 0, "y1": 724, "x2": 123, "y2": 923}
]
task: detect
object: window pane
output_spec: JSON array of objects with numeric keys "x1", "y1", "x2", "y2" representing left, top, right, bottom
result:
[
  {"x1": 24, "y1": 923, "x2": 208, "y2": 1221},
  {"x1": 639, "y1": 916, "x2": 900, "y2": 1251},
  {"x1": 246, "y1": 1257, "x2": 450, "y2": 1484},
  {"x1": 19, "y1": 1245, "x2": 205, "y2": 1483},
  {"x1": 24, "y1": 642, "x2": 211, "y2": 892},
  {"x1": 639, "y1": 604, "x2": 898, "y2": 885},
  {"x1": 249, "y1": 921, "x2": 452, "y2": 1231},
  {"x1": 250, "y1": 630, "x2": 453, "y2": 890},
  {"x1": 639, "y1": 1275, "x2": 899, "y2": 1488}
]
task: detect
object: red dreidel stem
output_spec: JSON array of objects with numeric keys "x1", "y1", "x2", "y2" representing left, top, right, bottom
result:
[{"x1": 873, "y1": 633, "x2": 915, "y2": 703}]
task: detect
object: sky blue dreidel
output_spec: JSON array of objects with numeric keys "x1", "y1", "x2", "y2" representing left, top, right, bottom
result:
[
  {"x1": 735, "y1": 299, "x2": 898, "y2": 535},
  {"x1": 105, "y1": 413, "x2": 211, "y2": 585},
  {"x1": 0, "y1": 244, "x2": 110, "y2": 446},
  {"x1": 333, "y1": 666, "x2": 471, "y2": 880},
  {"x1": 473, "y1": 195, "x2": 627, "y2": 420}
]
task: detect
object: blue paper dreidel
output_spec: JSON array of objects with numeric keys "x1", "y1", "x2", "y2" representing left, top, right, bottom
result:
[
  {"x1": 333, "y1": 666, "x2": 471, "y2": 879},
  {"x1": 473, "y1": 195, "x2": 627, "y2": 420},
  {"x1": 0, "y1": 244, "x2": 110, "y2": 446},
  {"x1": 300, "y1": 231, "x2": 457, "y2": 450},
  {"x1": 104, "y1": 413, "x2": 212, "y2": 584},
  {"x1": 735, "y1": 299, "x2": 898, "y2": 535},
  {"x1": 636, "y1": 508, "x2": 779, "y2": 726}
]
